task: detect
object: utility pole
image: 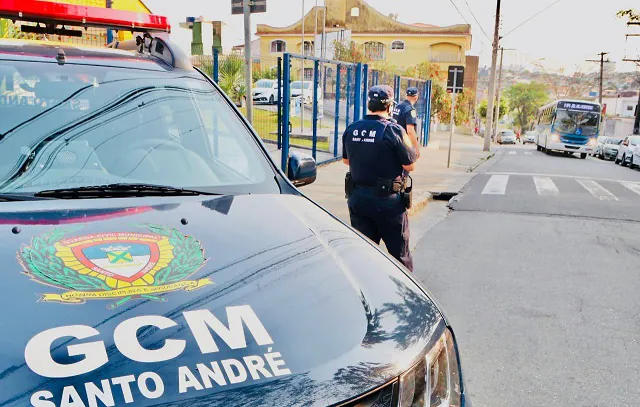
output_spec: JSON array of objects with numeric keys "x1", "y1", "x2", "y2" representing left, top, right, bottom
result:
[
  {"x1": 623, "y1": 22, "x2": 640, "y2": 133},
  {"x1": 484, "y1": 0, "x2": 501, "y2": 151},
  {"x1": 586, "y1": 52, "x2": 610, "y2": 107},
  {"x1": 300, "y1": 0, "x2": 305, "y2": 133},
  {"x1": 492, "y1": 47, "x2": 514, "y2": 140},
  {"x1": 243, "y1": 0, "x2": 253, "y2": 124}
]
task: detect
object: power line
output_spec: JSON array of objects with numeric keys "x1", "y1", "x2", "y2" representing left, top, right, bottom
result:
[
  {"x1": 461, "y1": 0, "x2": 491, "y2": 41},
  {"x1": 447, "y1": 0, "x2": 489, "y2": 48},
  {"x1": 502, "y1": 0, "x2": 564, "y2": 38}
]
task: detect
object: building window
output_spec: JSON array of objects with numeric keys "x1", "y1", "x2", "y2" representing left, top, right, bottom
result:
[
  {"x1": 391, "y1": 40, "x2": 405, "y2": 51},
  {"x1": 627, "y1": 105, "x2": 634, "y2": 111},
  {"x1": 364, "y1": 41, "x2": 385, "y2": 61},
  {"x1": 303, "y1": 41, "x2": 314, "y2": 56},
  {"x1": 271, "y1": 40, "x2": 286, "y2": 53},
  {"x1": 429, "y1": 43, "x2": 462, "y2": 63},
  {"x1": 304, "y1": 68, "x2": 314, "y2": 81}
]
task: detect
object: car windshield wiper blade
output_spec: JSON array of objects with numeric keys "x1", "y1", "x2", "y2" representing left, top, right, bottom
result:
[
  {"x1": 34, "y1": 183, "x2": 222, "y2": 199},
  {"x1": 0, "y1": 193, "x2": 53, "y2": 202}
]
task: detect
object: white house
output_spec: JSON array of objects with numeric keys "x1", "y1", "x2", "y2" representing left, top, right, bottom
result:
[{"x1": 602, "y1": 90, "x2": 639, "y2": 118}]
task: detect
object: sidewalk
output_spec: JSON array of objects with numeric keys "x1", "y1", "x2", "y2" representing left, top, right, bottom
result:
[{"x1": 303, "y1": 131, "x2": 494, "y2": 224}]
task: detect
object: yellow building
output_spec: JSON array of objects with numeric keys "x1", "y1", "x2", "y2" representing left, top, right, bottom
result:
[
  {"x1": 256, "y1": 0, "x2": 472, "y2": 80},
  {"x1": 0, "y1": 0, "x2": 153, "y2": 45}
]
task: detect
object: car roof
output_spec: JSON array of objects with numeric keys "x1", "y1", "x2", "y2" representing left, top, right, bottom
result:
[{"x1": 0, "y1": 38, "x2": 191, "y2": 73}]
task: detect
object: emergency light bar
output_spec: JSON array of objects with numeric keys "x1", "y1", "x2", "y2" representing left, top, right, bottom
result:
[{"x1": 0, "y1": 0, "x2": 171, "y2": 33}]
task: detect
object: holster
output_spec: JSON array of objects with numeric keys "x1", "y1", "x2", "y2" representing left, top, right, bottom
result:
[
  {"x1": 345, "y1": 172, "x2": 355, "y2": 199},
  {"x1": 401, "y1": 176, "x2": 413, "y2": 209},
  {"x1": 375, "y1": 177, "x2": 405, "y2": 196}
]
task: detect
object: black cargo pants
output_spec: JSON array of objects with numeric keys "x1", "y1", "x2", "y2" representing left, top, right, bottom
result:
[{"x1": 347, "y1": 187, "x2": 413, "y2": 272}]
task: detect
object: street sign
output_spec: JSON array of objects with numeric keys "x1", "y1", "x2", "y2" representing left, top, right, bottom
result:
[
  {"x1": 447, "y1": 65, "x2": 465, "y2": 94},
  {"x1": 232, "y1": 0, "x2": 266, "y2": 15}
]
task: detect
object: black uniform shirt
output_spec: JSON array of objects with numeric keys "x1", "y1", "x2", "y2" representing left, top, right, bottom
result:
[
  {"x1": 392, "y1": 99, "x2": 418, "y2": 132},
  {"x1": 342, "y1": 115, "x2": 416, "y2": 186}
]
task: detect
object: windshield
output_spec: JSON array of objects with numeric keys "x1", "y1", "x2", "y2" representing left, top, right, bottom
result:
[
  {"x1": 290, "y1": 82, "x2": 312, "y2": 90},
  {"x1": 0, "y1": 61, "x2": 278, "y2": 195},
  {"x1": 630, "y1": 136, "x2": 640, "y2": 145},
  {"x1": 255, "y1": 80, "x2": 274, "y2": 89},
  {"x1": 605, "y1": 138, "x2": 622, "y2": 145},
  {"x1": 553, "y1": 109, "x2": 600, "y2": 136},
  {"x1": 502, "y1": 131, "x2": 515, "y2": 137}
]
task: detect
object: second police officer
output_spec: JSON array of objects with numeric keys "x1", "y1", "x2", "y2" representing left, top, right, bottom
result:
[
  {"x1": 393, "y1": 86, "x2": 422, "y2": 158},
  {"x1": 342, "y1": 85, "x2": 417, "y2": 272}
]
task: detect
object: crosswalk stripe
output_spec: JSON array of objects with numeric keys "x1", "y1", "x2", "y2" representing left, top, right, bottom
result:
[
  {"x1": 508, "y1": 151, "x2": 516, "y2": 156},
  {"x1": 533, "y1": 177, "x2": 559, "y2": 196},
  {"x1": 622, "y1": 182, "x2": 640, "y2": 196},
  {"x1": 524, "y1": 152, "x2": 533, "y2": 156},
  {"x1": 576, "y1": 180, "x2": 618, "y2": 201},
  {"x1": 482, "y1": 175, "x2": 509, "y2": 195}
]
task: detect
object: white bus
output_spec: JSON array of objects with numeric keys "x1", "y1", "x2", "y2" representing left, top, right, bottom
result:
[{"x1": 535, "y1": 100, "x2": 601, "y2": 159}]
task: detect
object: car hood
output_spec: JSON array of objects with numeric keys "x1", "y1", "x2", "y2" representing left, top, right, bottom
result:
[{"x1": 0, "y1": 194, "x2": 443, "y2": 406}]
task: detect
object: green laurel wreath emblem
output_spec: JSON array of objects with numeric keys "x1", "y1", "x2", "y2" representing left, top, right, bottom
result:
[{"x1": 19, "y1": 224, "x2": 209, "y2": 309}]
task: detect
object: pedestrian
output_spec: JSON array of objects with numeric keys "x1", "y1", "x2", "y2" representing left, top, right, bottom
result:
[
  {"x1": 342, "y1": 85, "x2": 417, "y2": 271},
  {"x1": 393, "y1": 87, "x2": 422, "y2": 158}
]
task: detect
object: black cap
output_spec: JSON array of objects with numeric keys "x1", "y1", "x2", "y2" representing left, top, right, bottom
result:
[
  {"x1": 368, "y1": 85, "x2": 394, "y2": 104},
  {"x1": 406, "y1": 87, "x2": 419, "y2": 97}
]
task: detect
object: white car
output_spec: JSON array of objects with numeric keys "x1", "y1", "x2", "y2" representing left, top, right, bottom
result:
[
  {"x1": 497, "y1": 130, "x2": 517, "y2": 144},
  {"x1": 615, "y1": 135, "x2": 640, "y2": 167},
  {"x1": 252, "y1": 79, "x2": 280, "y2": 105},
  {"x1": 523, "y1": 131, "x2": 537, "y2": 145},
  {"x1": 630, "y1": 144, "x2": 640, "y2": 170},
  {"x1": 291, "y1": 81, "x2": 323, "y2": 105}
]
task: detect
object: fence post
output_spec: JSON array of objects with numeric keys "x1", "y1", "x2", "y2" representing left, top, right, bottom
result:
[
  {"x1": 394, "y1": 76, "x2": 401, "y2": 103},
  {"x1": 346, "y1": 66, "x2": 352, "y2": 126},
  {"x1": 423, "y1": 80, "x2": 432, "y2": 147},
  {"x1": 312, "y1": 60, "x2": 320, "y2": 161},
  {"x1": 354, "y1": 63, "x2": 363, "y2": 122},
  {"x1": 277, "y1": 56, "x2": 283, "y2": 150},
  {"x1": 334, "y1": 64, "x2": 342, "y2": 157},
  {"x1": 281, "y1": 53, "x2": 291, "y2": 173},
  {"x1": 213, "y1": 48, "x2": 219, "y2": 83},
  {"x1": 362, "y1": 64, "x2": 369, "y2": 118}
]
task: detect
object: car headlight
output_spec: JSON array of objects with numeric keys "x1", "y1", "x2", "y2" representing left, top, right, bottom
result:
[
  {"x1": 551, "y1": 133, "x2": 560, "y2": 142},
  {"x1": 587, "y1": 138, "x2": 596, "y2": 146},
  {"x1": 399, "y1": 329, "x2": 462, "y2": 407}
]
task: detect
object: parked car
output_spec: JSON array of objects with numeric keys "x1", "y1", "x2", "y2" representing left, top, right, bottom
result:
[
  {"x1": 290, "y1": 81, "x2": 323, "y2": 105},
  {"x1": 523, "y1": 131, "x2": 537, "y2": 145},
  {"x1": 252, "y1": 79, "x2": 281, "y2": 105},
  {"x1": 597, "y1": 137, "x2": 623, "y2": 160},
  {"x1": 615, "y1": 135, "x2": 640, "y2": 166},
  {"x1": 497, "y1": 130, "x2": 517, "y2": 144},
  {"x1": 631, "y1": 144, "x2": 640, "y2": 170}
]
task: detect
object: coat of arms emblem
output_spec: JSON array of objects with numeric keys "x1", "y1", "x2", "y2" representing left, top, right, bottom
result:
[{"x1": 18, "y1": 224, "x2": 211, "y2": 308}]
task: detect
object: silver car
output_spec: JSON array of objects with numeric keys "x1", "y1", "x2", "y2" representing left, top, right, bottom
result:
[
  {"x1": 597, "y1": 137, "x2": 623, "y2": 160},
  {"x1": 497, "y1": 130, "x2": 517, "y2": 144},
  {"x1": 523, "y1": 131, "x2": 537, "y2": 145}
]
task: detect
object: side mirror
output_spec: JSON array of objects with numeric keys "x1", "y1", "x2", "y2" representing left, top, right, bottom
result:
[{"x1": 288, "y1": 152, "x2": 317, "y2": 187}]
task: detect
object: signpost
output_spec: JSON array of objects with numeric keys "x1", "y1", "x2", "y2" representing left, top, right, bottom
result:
[
  {"x1": 231, "y1": 0, "x2": 266, "y2": 14},
  {"x1": 446, "y1": 66, "x2": 464, "y2": 168},
  {"x1": 232, "y1": 0, "x2": 266, "y2": 125}
]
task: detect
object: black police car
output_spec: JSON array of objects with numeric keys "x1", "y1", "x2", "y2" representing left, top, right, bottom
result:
[{"x1": 0, "y1": 2, "x2": 470, "y2": 406}]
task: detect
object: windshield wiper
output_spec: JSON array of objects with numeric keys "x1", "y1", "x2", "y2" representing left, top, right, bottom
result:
[
  {"x1": 34, "y1": 183, "x2": 222, "y2": 199},
  {"x1": 0, "y1": 193, "x2": 53, "y2": 202}
]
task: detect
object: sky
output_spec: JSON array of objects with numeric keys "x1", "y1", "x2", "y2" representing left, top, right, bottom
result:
[{"x1": 144, "y1": 0, "x2": 640, "y2": 74}]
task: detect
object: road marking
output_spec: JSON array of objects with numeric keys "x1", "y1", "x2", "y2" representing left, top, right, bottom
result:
[
  {"x1": 533, "y1": 177, "x2": 559, "y2": 196},
  {"x1": 576, "y1": 180, "x2": 618, "y2": 201},
  {"x1": 524, "y1": 152, "x2": 533, "y2": 156},
  {"x1": 486, "y1": 172, "x2": 640, "y2": 185},
  {"x1": 622, "y1": 182, "x2": 640, "y2": 196},
  {"x1": 508, "y1": 151, "x2": 517, "y2": 156},
  {"x1": 482, "y1": 175, "x2": 509, "y2": 195}
]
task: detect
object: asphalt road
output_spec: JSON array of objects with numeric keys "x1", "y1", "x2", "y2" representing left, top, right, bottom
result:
[{"x1": 413, "y1": 143, "x2": 640, "y2": 406}]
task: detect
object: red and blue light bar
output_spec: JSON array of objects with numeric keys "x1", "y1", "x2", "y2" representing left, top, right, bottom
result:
[{"x1": 0, "y1": 0, "x2": 170, "y2": 33}]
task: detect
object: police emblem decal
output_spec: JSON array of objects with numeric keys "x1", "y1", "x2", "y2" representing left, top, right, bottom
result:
[
  {"x1": 411, "y1": 110, "x2": 417, "y2": 118},
  {"x1": 18, "y1": 225, "x2": 211, "y2": 308}
]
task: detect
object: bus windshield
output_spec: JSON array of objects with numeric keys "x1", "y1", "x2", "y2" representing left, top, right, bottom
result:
[{"x1": 554, "y1": 110, "x2": 600, "y2": 136}]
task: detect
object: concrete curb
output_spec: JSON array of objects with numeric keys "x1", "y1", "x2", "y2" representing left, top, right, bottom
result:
[
  {"x1": 467, "y1": 152, "x2": 495, "y2": 173},
  {"x1": 408, "y1": 191, "x2": 434, "y2": 217}
]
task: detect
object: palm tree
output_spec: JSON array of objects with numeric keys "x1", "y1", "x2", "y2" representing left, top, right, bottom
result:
[{"x1": 218, "y1": 54, "x2": 247, "y2": 106}]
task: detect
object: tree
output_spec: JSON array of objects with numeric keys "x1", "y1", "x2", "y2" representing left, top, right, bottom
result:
[
  {"x1": 504, "y1": 83, "x2": 549, "y2": 132},
  {"x1": 478, "y1": 98, "x2": 508, "y2": 119},
  {"x1": 218, "y1": 54, "x2": 247, "y2": 106},
  {"x1": 403, "y1": 61, "x2": 445, "y2": 82},
  {"x1": 332, "y1": 40, "x2": 370, "y2": 64}
]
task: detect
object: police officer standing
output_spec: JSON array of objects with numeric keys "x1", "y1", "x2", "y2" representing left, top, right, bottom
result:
[
  {"x1": 342, "y1": 85, "x2": 417, "y2": 271},
  {"x1": 393, "y1": 87, "x2": 422, "y2": 158}
]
